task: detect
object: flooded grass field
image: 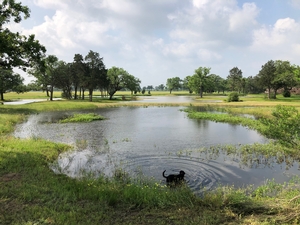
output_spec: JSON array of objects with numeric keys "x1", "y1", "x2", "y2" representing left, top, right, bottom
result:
[{"x1": 14, "y1": 103, "x2": 299, "y2": 194}]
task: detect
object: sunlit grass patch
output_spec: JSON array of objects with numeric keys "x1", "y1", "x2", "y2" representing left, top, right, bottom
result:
[
  {"x1": 0, "y1": 113, "x2": 25, "y2": 134},
  {"x1": 59, "y1": 113, "x2": 105, "y2": 123}
]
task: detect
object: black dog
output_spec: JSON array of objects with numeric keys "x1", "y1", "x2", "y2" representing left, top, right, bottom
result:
[{"x1": 162, "y1": 170, "x2": 185, "y2": 183}]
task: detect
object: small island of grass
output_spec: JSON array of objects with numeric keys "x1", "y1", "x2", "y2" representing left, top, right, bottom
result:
[{"x1": 59, "y1": 113, "x2": 105, "y2": 123}]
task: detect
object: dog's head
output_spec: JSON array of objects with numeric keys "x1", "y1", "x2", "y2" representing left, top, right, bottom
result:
[{"x1": 179, "y1": 170, "x2": 185, "y2": 176}]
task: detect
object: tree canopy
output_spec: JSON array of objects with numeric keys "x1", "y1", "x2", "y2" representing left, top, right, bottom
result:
[
  {"x1": 188, "y1": 67, "x2": 211, "y2": 98},
  {"x1": 0, "y1": 0, "x2": 46, "y2": 70},
  {"x1": 166, "y1": 77, "x2": 181, "y2": 94}
]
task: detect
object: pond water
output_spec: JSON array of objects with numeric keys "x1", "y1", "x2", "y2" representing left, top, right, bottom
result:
[{"x1": 14, "y1": 104, "x2": 299, "y2": 194}]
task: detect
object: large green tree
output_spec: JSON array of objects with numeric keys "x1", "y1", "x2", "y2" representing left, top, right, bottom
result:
[
  {"x1": 107, "y1": 66, "x2": 129, "y2": 100},
  {"x1": 256, "y1": 60, "x2": 276, "y2": 99},
  {"x1": 71, "y1": 54, "x2": 86, "y2": 99},
  {"x1": 123, "y1": 74, "x2": 141, "y2": 95},
  {"x1": 53, "y1": 61, "x2": 73, "y2": 99},
  {"x1": 227, "y1": 67, "x2": 243, "y2": 92},
  {"x1": 166, "y1": 77, "x2": 181, "y2": 94},
  {"x1": 188, "y1": 67, "x2": 211, "y2": 98},
  {"x1": 29, "y1": 55, "x2": 59, "y2": 101},
  {"x1": 84, "y1": 50, "x2": 106, "y2": 102},
  {"x1": 0, "y1": 0, "x2": 46, "y2": 70},
  {"x1": 274, "y1": 60, "x2": 297, "y2": 97}
]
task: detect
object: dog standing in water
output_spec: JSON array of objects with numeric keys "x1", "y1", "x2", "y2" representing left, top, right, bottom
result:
[{"x1": 162, "y1": 170, "x2": 185, "y2": 184}]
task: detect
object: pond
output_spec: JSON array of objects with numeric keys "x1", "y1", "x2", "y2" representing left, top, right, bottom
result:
[{"x1": 14, "y1": 104, "x2": 299, "y2": 194}]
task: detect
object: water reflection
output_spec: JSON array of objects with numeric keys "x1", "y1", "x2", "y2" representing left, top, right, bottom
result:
[{"x1": 14, "y1": 106, "x2": 299, "y2": 194}]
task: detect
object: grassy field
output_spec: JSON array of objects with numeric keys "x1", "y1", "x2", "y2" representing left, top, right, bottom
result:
[{"x1": 1, "y1": 92, "x2": 300, "y2": 224}]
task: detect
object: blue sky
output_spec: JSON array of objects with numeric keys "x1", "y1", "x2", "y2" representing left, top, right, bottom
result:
[{"x1": 10, "y1": 0, "x2": 300, "y2": 87}]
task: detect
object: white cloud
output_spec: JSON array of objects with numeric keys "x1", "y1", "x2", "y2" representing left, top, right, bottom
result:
[
  {"x1": 14, "y1": 0, "x2": 300, "y2": 85},
  {"x1": 252, "y1": 18, "x2": 300, "y2": 48}
]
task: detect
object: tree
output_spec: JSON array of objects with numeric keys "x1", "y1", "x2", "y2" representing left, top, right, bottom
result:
[
  {"x1": 146, "y1": 85, "x2": 154, "y2": 91},
  {"x1": 256, "y1": 60, "x2": 276, "y2": 99},
  {"x1": 29, "y1": 55, "x2": 59, "y2": 101},
  {"x1": 245, "y1": 76, "x2": 264, "y2": 94},
  {"x1": 227, "y1": 67, "x2": 243, "y2": 92},
  {"x1": 107, "y1": 66, "x2": 129, "y2": 100},
  {"x1": 53, "y1": 61, "x2": 73, "y2": 99},
  {"x1": 156, "y1": 84, "x2": 165, "y2": 91},
  {"x1": 166, "y1": 77, "x2": 181, "y2": 94},
  {"x1": 182, "y1": 76, "x2": 192, "y2": 93},
  {"x1": 274, "y1": 60, "x2": 297, "y2": 97},
  {"x1": 256, "y1": 60, "x2": 295, "y2": 99},
  {"x1": 84, "y1": 50, "x2": 106, "y2": 102},
  {"x1": 0, "y1": 0, "x2": 46, "y2": 70},
  {"x1": 0, "y1": 68, "x2": 24, "y2": 100},
  {"x1": 188, "y1": 67, "x2": 211, "y2": 98},
  {"x1": 123, "y1": 75, "x2": 141, "y2": 95},
  {"x1": 71, "y1": 54, "x2": 86, "y2": 99}
]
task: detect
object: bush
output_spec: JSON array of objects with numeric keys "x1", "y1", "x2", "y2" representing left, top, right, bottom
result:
[
  {"x1": 227, "y1": 92, "x2": 239, "y2": 102},
  {"x1": 283, "y1": 89, "x2": 291, "y2": 97}
]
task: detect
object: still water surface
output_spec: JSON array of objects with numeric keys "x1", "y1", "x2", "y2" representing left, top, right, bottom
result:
[{"x1": 14, "y1": 105, "x2": 299, "y2": 194}]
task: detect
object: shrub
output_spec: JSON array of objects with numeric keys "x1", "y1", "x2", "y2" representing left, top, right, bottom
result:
[
  {"x1": 283, "y1": 89, "x2": 291, "y2": 97},
  {"x1": 227, "y1": 92, "x2": 239, "y2": 102}
]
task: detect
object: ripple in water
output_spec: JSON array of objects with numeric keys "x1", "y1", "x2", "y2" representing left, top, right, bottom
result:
[
  {"x1": 50, "y1": 147, "x2": 300, "y2": 196},
  {"x1": 122, "y1": 154, "x2": 249, "y2": 195}
]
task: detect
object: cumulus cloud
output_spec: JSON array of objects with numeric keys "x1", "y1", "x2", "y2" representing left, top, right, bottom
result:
[
  {"x1": 14, "y1": 0, "x2": 300, "y2": 85},
  {"x1": 251, "y1": 18, "x2": 300, "y2": 57}
]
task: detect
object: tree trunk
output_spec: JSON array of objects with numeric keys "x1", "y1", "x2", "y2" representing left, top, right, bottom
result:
[
  {"x1": 81, "y1": 89, "x2": 85, "y2": 100},
  {"x1": 74, "y1": 85, "x2": 78, "y2": 99},
  {"x1": 50, "y1": 85, "x2": 53, "y2": 101},
  {"x1": 199, "y1": 86, "x2": 203, "y2": 98},
  {"x1": 268, "y1": 88, "x2": 271, "y2": 99},
  {"x1": 89, "y1": 89, "x2": 93, "y2": 102},
  {"x1": 0, "y1": 92, "x2": 4, "y2": 101}
]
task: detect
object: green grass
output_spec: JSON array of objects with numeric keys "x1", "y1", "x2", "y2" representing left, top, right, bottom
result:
[
  {"x1": 1, "y1": 93, "x2": 300, "y2": 224},
  {"x1": 59, "y1": 113, "x2": 105, "y2": 123}
]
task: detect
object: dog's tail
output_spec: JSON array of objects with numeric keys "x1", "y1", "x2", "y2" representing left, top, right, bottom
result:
[{"x1": 162, "y1": 170, "x2": 167, "y2": 178}]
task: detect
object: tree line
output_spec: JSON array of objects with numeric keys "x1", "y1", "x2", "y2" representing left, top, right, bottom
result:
[
  {"x1": 164, "y1": 61, "x2": 300, "y2": 99},
  {"x1": 27, "y1": 52, "x2": 141, "y2": 101}
]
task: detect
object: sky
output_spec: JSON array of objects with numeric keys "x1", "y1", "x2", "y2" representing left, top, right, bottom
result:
[{"x1": 9, "y1": 0, "x2": 300, "y2": 87}]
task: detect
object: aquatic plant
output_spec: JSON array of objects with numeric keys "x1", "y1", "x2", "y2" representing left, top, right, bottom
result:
[{"x1": 59, "y1": 113, "x2": 105, "y2": 123}]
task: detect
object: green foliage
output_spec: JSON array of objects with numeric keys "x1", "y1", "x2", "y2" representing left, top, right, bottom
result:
[
  {"x1": 0, "y1": 68, "x2": 24, "y2": 100},
  {"x1": 283, "y1": 89, "x2": 291, "y2": 97},
  {"x1": 107, "y1": 66, "x2": 140, "y2": 100},
  {"x1": 59, "y1": 113, "x2": 105, "y2": 123},
  {"x1": 166, "y1": 76, "x2": 181, "y2": 94},
  {"x1": 227, "y1": 92, "x2": 240, "y2": 102},
  {"x1": 261, "y1": 105, "x2": 300, "y2": 146},
  {"x1": 0, "y1": 0, "x2": 46, "y2": 70},
  {"x1": 188, "y1": 67, "x2": 211, "y2": 97},
  {"x1": 227, "y1": 67, "x2": 243, "y2": 92}
]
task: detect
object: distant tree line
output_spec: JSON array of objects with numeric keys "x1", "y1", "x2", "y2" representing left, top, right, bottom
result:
[{"x1": 164, "y1": 61, "x2": 300, "y2": 99}]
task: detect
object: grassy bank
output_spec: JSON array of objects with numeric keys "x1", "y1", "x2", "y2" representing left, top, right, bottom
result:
[{"x1": 1, "y1": 95, "x2": 300, "y2": 224}]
